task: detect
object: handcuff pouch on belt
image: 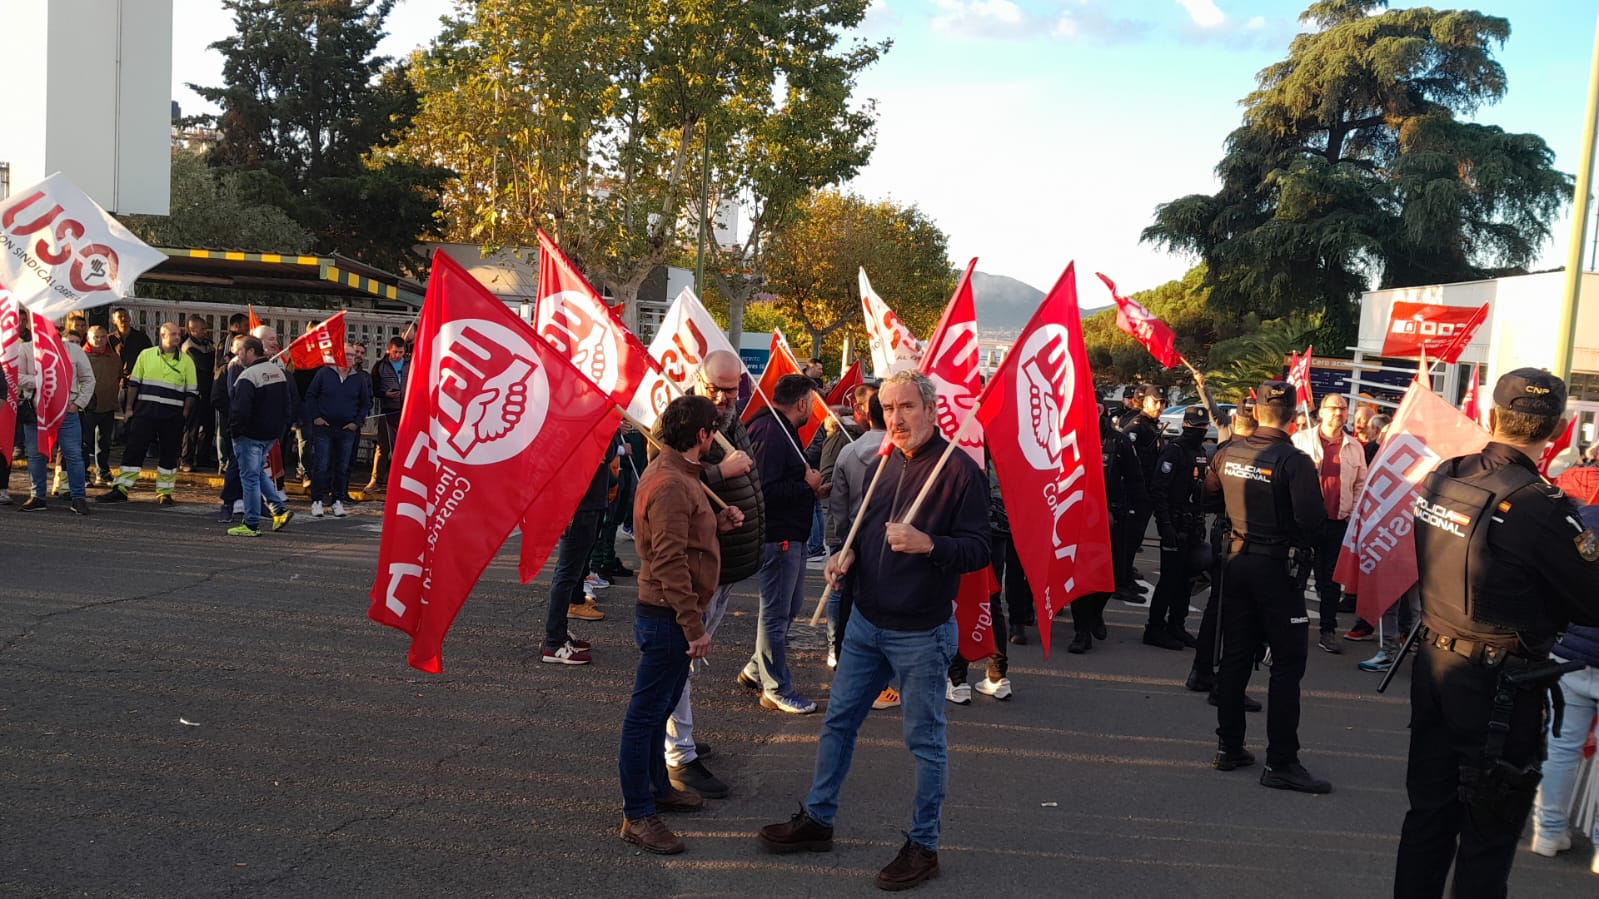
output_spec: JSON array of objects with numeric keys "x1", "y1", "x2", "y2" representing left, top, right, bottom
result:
[{"x1": 1457, "y1": 654, "x2": 1586, "y2": 824}]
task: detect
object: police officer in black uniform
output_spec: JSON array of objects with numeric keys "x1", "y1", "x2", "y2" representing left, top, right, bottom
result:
[
  {"x1": 1120, "y1": 385, "x2": 1165, "y2": 591},
  {"x1": 1113, "y1": 385, "x2": 1141, "y2": 430},
  {"x1": 1205, "y1": 381, "x2": 1330, "y2": 792},
  {"x1": 1146, "y1": 405, "x2": 1211, "y2": 650},
  {"x1": 1393, "y1": 368, "x2": 1599, "y2": 898},
  {"x1": 1187, "y1": 401, "x2": 1262, "y2": 715},
  {"x1": 1070, "y1": 404, "x2": 1147, "y2": 653}
]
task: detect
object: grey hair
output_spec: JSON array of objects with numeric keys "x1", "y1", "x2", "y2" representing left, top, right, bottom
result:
[{"x1": 883, "y1": 370, "x2": 936, "y2": 407}]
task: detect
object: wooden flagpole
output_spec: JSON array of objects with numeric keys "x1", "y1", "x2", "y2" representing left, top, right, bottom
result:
[{"x1": 617, "y1": 406, "x2": 729, "y2": 510}]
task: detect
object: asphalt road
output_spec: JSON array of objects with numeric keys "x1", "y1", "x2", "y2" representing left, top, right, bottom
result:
[{"x1": 2, "y1": 486, "x2": 1594, "y2": 897}]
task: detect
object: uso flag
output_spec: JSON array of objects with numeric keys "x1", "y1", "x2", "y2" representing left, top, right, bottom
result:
[
  {"x1": 368, "y1": 252, "x2": 619, "y2": 673},
  {"x1": 976, "y1": 263, "x2": 1114, "y2": 655}
]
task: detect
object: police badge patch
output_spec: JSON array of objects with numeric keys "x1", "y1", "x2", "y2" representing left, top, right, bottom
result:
[
  {"x1": 1576, "y1": 529, "x2": 1599, "y2": 563},
  {"x1": 1159, "y1": 460, "x2": 1173, "y2": 474}
]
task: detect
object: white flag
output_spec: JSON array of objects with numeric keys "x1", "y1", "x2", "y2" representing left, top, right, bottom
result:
[
  {"x1": 647, "y1": 287, "x2": 739, "y2": 394},
  {"x1": 859, "y1": 267, "x2": 923, "y2": 378},
  {"x1": 0, "y1": 173, "x2": 166, "y2": 318}
]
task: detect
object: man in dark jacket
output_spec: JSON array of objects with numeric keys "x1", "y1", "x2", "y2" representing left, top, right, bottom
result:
[
  {"x1": 1119, "y1": 384, "x2": 1165, "y2": 590},
  {"x1": 179, "y1": 315, "x2": 216, "y2": 471},
  {"x1": 367, "y1": 336, "x2": 410, "y2": 490},
  {"x1": 757, "y1": 371, "x2": 989, "y2": 891},
  {"x1": 1070, "y1": 406, "x2": 1147, "y2": 653},
  {"x1": 1145, "y1": 406, "x2": 1211, "y2": 650},
  {"x1": 740, "y1": 373, "x2": 826, "y2": 715},
  {"x1": 541, "y1": 442, "x2": 620, "y2": 664},
  {"x1": 655, "y1": 350, "x2": 765, "y2": 799},
  {"x1": 304, "y1": 346, "x2": 372, "y2": 518},
  {"x1": 227, "y1": 336, "x2": 294, "y2": 537}
]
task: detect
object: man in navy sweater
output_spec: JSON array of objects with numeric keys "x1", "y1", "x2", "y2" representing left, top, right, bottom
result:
[
  {"x1": 303, "y1": 345, "x2": 372, "y2": 518},
  {"x1": 757, "y1": 370, "x2": 989, "y2": 891}
]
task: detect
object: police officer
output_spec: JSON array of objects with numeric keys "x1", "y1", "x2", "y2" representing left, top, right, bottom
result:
[
  {"x1": 1120, "y1": 385, "x2": 1166, "y2": 590},
  {"x1": 1393, "y1": 368, "x2": 1599, "y2": 897},
  {"x1": 1070, "y1": 404, "x2": 1146, "y2": 653},
  {"x1": 1205, "y1": 381, "x2": 1329, "y2": 792},
  {"x1": 1113, "y1": 385, "x2": 1141, "y2": 429},
  {"x1": 1146, "y1": 405, "x2": 1211, "y2": 650}
]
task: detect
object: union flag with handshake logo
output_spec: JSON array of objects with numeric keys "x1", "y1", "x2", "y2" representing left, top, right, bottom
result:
[{"x1": 368, "y1": 251, "x2": 619, "y2": 673}]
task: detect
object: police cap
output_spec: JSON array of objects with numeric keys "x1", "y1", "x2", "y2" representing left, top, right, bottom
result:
[
  {"x1": 1492, "y1": 368, "x2": 1566, "y2": 416},
  {"x1": 1256, "y1": 380, "x2": 1294, "y2": 411},
  {"x1": 1181, "y1": 405, "x2": 1209, "y2": 429},
  {"x1": 1135, "y1": 384, "x2": 1163, "y2": 400},
  {"x1": 1122, "y1": 385, "x2": 1137, "y2": 400}
]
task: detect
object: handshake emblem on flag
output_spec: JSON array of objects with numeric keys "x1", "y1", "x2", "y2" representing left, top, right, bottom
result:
[
  {"x1": 538, "y1": 294, "x2": 620, "y2": 393},
  {"x1": 1017, "y1": 326, "x2": 1070, "y2": 471},
  {"x1": 436, "y1": 321, "x2": 549, "y2": 465}
]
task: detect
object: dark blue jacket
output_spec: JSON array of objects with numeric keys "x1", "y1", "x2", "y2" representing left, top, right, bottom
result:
[
  {"x1": 1557, "y1": 506, "x2": 1599, "y2": 667},
  {"x1": 304, "y1": 367, "x2": 372, "y2": 428},
  {"x1": 747, "y1": 407, "x2": 814, "y2": 543},
  {"x1": 230, "y1": 360, "x2": 294, "y2": 441}
]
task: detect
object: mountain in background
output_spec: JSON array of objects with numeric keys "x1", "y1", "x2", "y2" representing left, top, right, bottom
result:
[{"x1": 970, "y1": 270, "x2": 1107, "y2": 338}]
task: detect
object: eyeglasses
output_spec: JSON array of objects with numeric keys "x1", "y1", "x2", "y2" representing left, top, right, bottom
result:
[{"x1": 700, "y1": 381, "x2": 741, "y2": 397}]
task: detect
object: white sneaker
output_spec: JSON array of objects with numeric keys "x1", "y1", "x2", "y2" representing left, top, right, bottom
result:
[
  {"x1": 233, "y1": 499, "x2": 245, "y2": 513},
  {"x1": 1531, "y1": 832, "x2": 1571, "y2": 857},
  {"x1": 583, "y1": 582, "x2": 598, "y2": 599},
  {"x1": 333, "y1": 500, "x2": 347, "y2": 518},
  {"x1": 946, "y1": 681, "x2": 972, "y2": 705},
  {"x1": 974, "y1": 676, "x2": 1013, "y2": 700},
  {"x1": 1590, "y1": 850, "x2": 1598, "y2": 875},
  {"x1": 311, "y1": 501, "x2": 324, "y2": 518},
  {"x1": 585, "y1": 573, "x2": 610, "y2": 590},
  {"x1": 826, "y1": 651, "x2": 837, "y2": 669}
]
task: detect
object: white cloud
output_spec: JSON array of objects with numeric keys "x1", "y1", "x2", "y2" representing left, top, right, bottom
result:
[
  {"x1": 861, "y1": 0, "x2": 902, "y2": 33},
  {"x1": 930, "y1": 0, "x2": 1034, "y2": 40},
  {"x1": 1175, "y1": 0, "x2": 1227, "y2": 30},
  {"x1": 1053, "y1": 6, "x2": 1155, "y2": 43}
]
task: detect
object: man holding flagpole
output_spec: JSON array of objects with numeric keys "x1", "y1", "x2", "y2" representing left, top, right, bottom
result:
[{"x1": 757, "y1": 370, "x2": 988, "y2": 892}]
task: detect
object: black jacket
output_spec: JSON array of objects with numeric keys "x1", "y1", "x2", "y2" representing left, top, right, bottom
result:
[
  {"x1": 229, "y1": 360, "x2": 294, "y2": 441},
  {"x1": 747, "y1": 407, "x2": 815, "y2": 543},
  {"x1": 842, "y1": 432, "x2": 991, "y2": 631}
]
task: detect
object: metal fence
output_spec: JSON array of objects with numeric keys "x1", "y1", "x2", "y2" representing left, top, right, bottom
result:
[{"x1": 115, "y1": 297, "x2": 415, "y2": 349}]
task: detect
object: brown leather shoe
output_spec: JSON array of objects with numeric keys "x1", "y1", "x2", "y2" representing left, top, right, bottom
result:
[
  {"x1": 620, "y1": 815, "x2": 684, "y2": 854},
  {"x1": 875, "y1": 839, "x2": 939, "y2": 891},
  {"x1": 756, "y1": 805, "x2": 833, "y2": 853},
  {"x1": 652, "y1": 786, "x2": 704, "y2": 812}
]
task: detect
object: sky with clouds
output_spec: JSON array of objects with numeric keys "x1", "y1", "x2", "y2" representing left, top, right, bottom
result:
[{"x1": 172, "y1": 0, "x2": 1599, "y2": 304}]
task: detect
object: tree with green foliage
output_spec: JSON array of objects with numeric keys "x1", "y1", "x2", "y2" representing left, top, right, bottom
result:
[
  {"x1": 192, "y1": 0, "x2": 449, "y2": 276},
  {"x1": 391, "y1": 0, "x2": 881, "y2": 330},
  {"x1": 1081, "y1": 265, "x2": 1222, "y2": 386},
  {"x1": 761, "y1": 189, "x2": 954, "y2": 362},
  {"x1": 1143, "y1": 0, "x2": 1570, "y2": 351}
]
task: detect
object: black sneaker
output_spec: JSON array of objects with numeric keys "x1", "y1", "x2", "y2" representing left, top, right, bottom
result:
[
  {"x1": 1214, "y1": 746, "x2": 1256, "y2": 771},
  {"x1": 876, "y1": 838, "x2": 939, "y2": 891},
  {"x1": 694, "y1": 741, "x2": 713, "y2": 760},
  {"x1": 95, "y1": 488, "x2": 128, "y2": 503},
  {"x1": 757, "y1": 805, "x2": 833, "y2": 853},
  {"x1": 157, "y1": 494, "x2": 176, "y2": 507},
  {"x1": 1091, "y1": 622, "x2": 1108, "y2": 641},
  {"x1": 1260, "y1": 763, "x2": 1332, "y2": 794},
  {"x1": 1009, "y1": 623, "x2": 1029, "y2": 645},
  {"x1": 70, "y1": 498, "x2": 89, "y2": 516},
  {"x1": 1066, "y1": 633, "x2": 1092, "y2": 654},
  {"x1": 19, "y1": 497, "x2": 46, "y2": 512},
  {"x1": 1185, "y1": 668, "x2": 1214, "y2": 693},
  {"x1": 1142, "y1": 628, "x2": 1184, "y2": 651},
  {"x1": 668, "y1": 758, "x2": 730, "y2": 799},
  {"x1": 1317, "y1": 632, "x2": 1342, "y2": 654},
  {"x1": 1168, "y1": 628, "x2": 1198, "y2": 648}
]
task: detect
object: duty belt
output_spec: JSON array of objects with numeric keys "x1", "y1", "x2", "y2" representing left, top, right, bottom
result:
[
  {"x1": 1417, "y1": 625, "x2": 1522, "y2": 669},
  {"x1": 1228, "y1": 538, "x2": 1289, "y2": 559}
]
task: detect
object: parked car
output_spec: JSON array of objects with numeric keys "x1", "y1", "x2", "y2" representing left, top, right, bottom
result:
[{"x1": 1157, "y1": 402, "x2": 1237, "y2": 441}]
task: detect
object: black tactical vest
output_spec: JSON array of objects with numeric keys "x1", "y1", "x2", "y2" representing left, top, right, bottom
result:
[
  {"x1": 1216, "y1": 437, "x2": 1302, "y2": 547},
  {"x1": 1415, "y1": 459, "x2": 1550, "y2": 641}
]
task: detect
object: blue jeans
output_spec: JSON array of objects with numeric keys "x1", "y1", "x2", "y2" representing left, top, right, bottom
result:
[
  {"x1": 1533, "y1": 659, "x2": 1598, "y2": 843},
  {"x1": 619, "y1": 607, "x2": 692, "y2": 820},
  {"x1": 234, "y1": 436, "x2": 273, "y2": 529},
  {"x1": 545, "y1": 508, "x2": 603, "y2": 650},
  {"x1": 311, "y1": 424, "x2": 358, "y2": 503},
  {"x1": 25, "y1": 413, "x2": 85, "y2": 499},
  {"x1": 665, "y1": 580, "x2": 739, "y2": 766},
  {"x1": 805, "y1": 614, "x2": 957, "y2": 850},
  {"x1": 806, "y1": 504, "x2": 825, "y2": 555},
  {"x1": 745, "y1": 541, "x2": 808, "y2": 696}
]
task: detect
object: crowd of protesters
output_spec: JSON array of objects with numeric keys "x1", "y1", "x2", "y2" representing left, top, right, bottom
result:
[{"x1": 6, "y1": 305, "x2": 1598, "y2": 891}]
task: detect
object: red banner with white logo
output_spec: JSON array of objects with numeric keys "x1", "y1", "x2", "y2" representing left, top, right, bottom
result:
[
  {"x1": 975, "y1": 263, "x2": 1114, "y2": 656},
  {"x1": 0, "y1": 291, "x2": 20, "y2": 464},
  {"x1": 860, "y1": 267, "x2": 924, "y2": 378},
  {"x1": 30, "y1": 314, "x2": 72, "y2": 457},
  {"x1": 534, "y1": 230, "x2": 673, "y2": 428},
  {"x1": 0, "y1": 173, "x2": 167, "y2": 319},
  {"x1": 368, "y1": 251, "x2": 620, "y2": 673},
  {"x1": 1286, "y1": 347, "x2": 1314, "y2": 411},
  {"x1": 1098, "y1": 272, "x2": 1182, "y2": 369},
  {"x1": 825, "y1": 359, "x2": 864, "y2": 407},
  {"x1": 1381, "y1": 302, "x2": 1489, "y2": 361},
  {"x1": 648, "y1": 287, "x2": 740, "y2": 394},
  {"x1": 1335, "y1": 378, "x2": 1490, "y2": 624},
  {"x1": 285, "y1": 311, "x2": 348, "y2": 370}
]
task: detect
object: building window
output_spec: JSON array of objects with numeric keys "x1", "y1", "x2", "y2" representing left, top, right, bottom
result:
[{"x1": 0, "y1": 161, "x2": 9, "y2": 200}]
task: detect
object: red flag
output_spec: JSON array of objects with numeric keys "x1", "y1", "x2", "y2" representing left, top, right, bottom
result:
[
  {"x1": 1382, "y1": 301, "x2": 1489, "y2": 361},
  {"x1": 534, "y1": 230, "x2": 672, "y2": 427},
  {"x1": 975, "y1": 263, "x2": 1114, "y2": 656},
  {"x1": 1336, "y1": 378, "x2": 1491, "y2": 624},
  {"x1": 0, "y1": 291, "x2": 20, "y2": 464},
  {"x1": 1556, "y1": 467, "x2": 1599, "y2": 506},
  {"x1": 1431, "y1": 303, "x2": 1488, "y2": 364},
  {"x1": 29, "y1": 314, "x2": 73, "y2": 457},
  {"x1": 1286, "y1": 347, "x2": 1314, "y2": 410},
  {"x1": 248, "y1": 305, "x2": 262, "y2": 331},
  {"x1": 742, "y1": 330, "x2": 829, "y2": 447},
  {"x1": 1538, "y1": 416, "x2": 1578, "y2": 476},
  {"x1": 919, "y1": 259, "x2": 992, "y2": 661},
  {"x1": 825, "y1": 359, "x2": 864, "y2": 407},
  {"x1": 285, "y1": 311, "x2": 348, "y2": 370},
  {"x1": 368, "y1": 251, "x2": 620, "y2": 673},
  {"x1": 1098, "y1": 272, "x2": 1182, "y2": 368},
  {"x1": 1459, "y1": 363, "x2": 1487, "y2": 429}
]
